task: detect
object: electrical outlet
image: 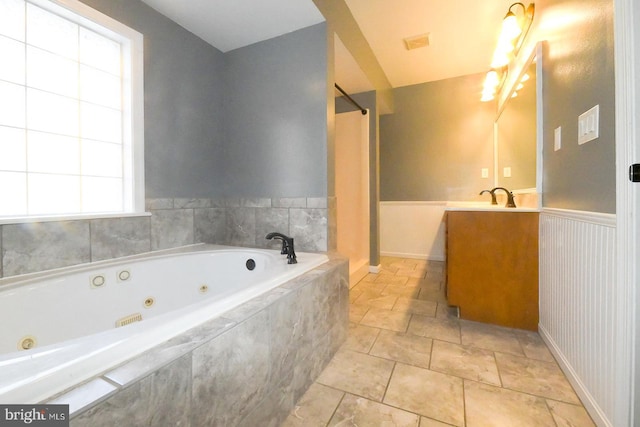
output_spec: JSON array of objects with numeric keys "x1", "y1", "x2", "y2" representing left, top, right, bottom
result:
[
  {"x1": 578, "y1": 105, "x2": 599, "y2": 145},
  {"x1": 554, "y1": 126, "x2": 562, "y2": 151},
  {"x1": 481, "y1": 168, "x2": 489, "y2": 178}
]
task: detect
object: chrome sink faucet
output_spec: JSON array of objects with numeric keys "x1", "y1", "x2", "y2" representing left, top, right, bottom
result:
[
  {"x1": 479, "y1": 189, "x2": 498, "y2": 205},
  {"x1": 265, "y1": 232, "x2": 297, "y2": 264},
  {"x1": 490, "y1": 187, "x2": 517, "y2": 208}
]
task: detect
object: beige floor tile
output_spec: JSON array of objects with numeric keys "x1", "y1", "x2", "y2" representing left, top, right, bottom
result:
[
  {"x1": 395, "y1": 268, "x2": 427, "y2": 278},
  {"x1": 352, "y1": 280, "x2": 387, "y2": 294},
  {"x1": 360, "y1": 307, "x2": 411, "y2": 332},
  {"x1": 464, "y1": 380, "x2": 556, "y2": 427},
  {"x1": 435, "y1": 303, "x2": 459, "y2": 319},
  {"x1": 393, "y1": 297, "x2": 438, "y2": 317},
  {"x1": 383, "y1": 284, "x2": 422, "y2": 299},
  {"x1": 316, "y1": 349, "x2": 394, "y2": 401},
  {"x1": 515, "y1": 330, "x2": 556, "y2": 362},
  {"x1": 376, "y1": 275, "x2": 410, "y2": 286},
  {"x1": 388, "y1": 260, "x2": 409, "y2": 269},
  {"x1": 460, "y1": 320, "x2": 524, "y2": 356},
  {"x1": 369, "y1": 330, "x2": 433, "y2": 369},
  {"x1": 349, "y1": 287, "x2": 363, "y2": 303},
  {"x1": 495, "y1": 352, "x2": 581, "y2": 404},
  {"x1": 344, "y1": 323, "x2": 380, "y2": 353},
  {"x1": 430, "y1": 340, "x2": 501, "y2": 386},
  {"x1": 283, "y1": 258, "x2": 595, "y2": 427},
  {"x1": 384, "y1": 363, "x2": 464, "y2": 427},
  {"x1": 419, "y1": 417, "x2": 455, "y2": 427},
  {"x1": 361, "y1": 273, "x2": 378, "y2": 283},
  {"x1": 349, "y1": 303, "x2": 369, "y2": 323},
  {"x1": 354, "y1": 291, "x2": 398, "y2": 310},
  {"x1": 547, "y1": 400, "x2": 596, "y2": 427},
  {"x1": 406, "y1": 277, "x2": 442, "y2": 290},
  {"x1": 408, "y1": 314, "x2": 461, "y2": 344},
  {"x1": 403, "y1": 259, "x2": 429, "y2": 269},
  {"x1": 281, "y1": 383, "x2": 344, "y2": 427},
  {"x1": 425, "y1": 270, "x2": 444, "y2": 281},
  {"x1": 328, "y1": 393, "x2": 420, "y2": 427},
  {"x1": 378, "y1": 265, "x2": 395, "y2": 273},
  {"x1": 377, "y1": 270, "x2": 400, "y2": 280},
  {"x1": 417, "y1": 288, "x2": 448, "y2": 303}
]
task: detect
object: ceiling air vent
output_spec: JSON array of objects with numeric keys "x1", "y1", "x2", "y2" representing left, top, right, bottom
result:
[{"x1": 403, "y1": 33, "x2": 430, "y2": 51}]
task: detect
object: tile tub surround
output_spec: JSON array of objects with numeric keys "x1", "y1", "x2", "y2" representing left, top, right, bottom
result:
[
  {"x1": 283, "y1": 257, "x2": 596, "y2": 427},
  {"x1": 48, "y1": 253, "x2": 348, "y2": 426},
  {"x1": 0, "y1": 197, "x2": 331, "y2": 278}
]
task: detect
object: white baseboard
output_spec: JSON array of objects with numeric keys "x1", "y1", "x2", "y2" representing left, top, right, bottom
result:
[
  {"x1": 538, "y1": 325, "x2": 611, "y2": 427},
  {"x1": 369, "y1": 264, "x2": 381, "y2": 274},
  {"x1": 380, "y1": 251, "x2": 445, "y2": 262}
]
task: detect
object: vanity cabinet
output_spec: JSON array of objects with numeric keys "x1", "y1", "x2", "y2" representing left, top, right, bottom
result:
[{"x1": 446, "y1": 210, "x2": 539, "y2": 331}]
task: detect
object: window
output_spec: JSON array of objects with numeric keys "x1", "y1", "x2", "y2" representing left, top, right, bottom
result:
[{"x1": 0, "y1": 0, "x2": 144, "y2": 221}]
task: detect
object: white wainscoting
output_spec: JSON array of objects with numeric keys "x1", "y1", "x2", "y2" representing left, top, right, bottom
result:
[
  {"x1": 379, "y1": 202, "x2": 446, "y2": 260},
  {"x1": 539, "y1": 208, "x2": 620, "y2": 427}
]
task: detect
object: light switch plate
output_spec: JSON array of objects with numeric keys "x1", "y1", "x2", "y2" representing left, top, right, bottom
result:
[
  {"x1": 578, "y1": 105, "x2": 599, "y2": 145},
  {"x1": 481, "y1": 168, "x2": 489, "y2": 178},
  {"x1": 554, "y1": 126, "x2": 562, "y2": 151},
  {"x1": 503, "y1": 167, "x2": 512, "y2": 178}
]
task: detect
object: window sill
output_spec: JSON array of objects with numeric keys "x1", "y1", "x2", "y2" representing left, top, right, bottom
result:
[{"x1": 0, "y1": 212, "x2": 152, "y2": 226}]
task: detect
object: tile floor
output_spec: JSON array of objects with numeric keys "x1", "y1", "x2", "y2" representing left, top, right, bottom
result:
[{"x1": 281, "y1": 256, "x2": 595, "y2": 427}]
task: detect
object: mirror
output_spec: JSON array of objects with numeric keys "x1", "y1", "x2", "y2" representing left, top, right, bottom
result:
[{"x1": 495, "y1": 42, "x2": 543, "y2": 196}]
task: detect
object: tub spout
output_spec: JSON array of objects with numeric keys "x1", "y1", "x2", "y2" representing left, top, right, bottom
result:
[{"x1": 265, "y1": 232, "x2": 297, "y2": 264}]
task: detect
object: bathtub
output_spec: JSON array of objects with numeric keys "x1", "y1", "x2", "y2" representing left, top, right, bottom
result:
[{"x1": 0, "y1": 244, "x2": 329, "y2": 405}]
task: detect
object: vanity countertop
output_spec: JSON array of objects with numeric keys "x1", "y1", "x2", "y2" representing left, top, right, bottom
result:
[{"x1": 445, "y1": 201, "x2": 540, "y2": 212}]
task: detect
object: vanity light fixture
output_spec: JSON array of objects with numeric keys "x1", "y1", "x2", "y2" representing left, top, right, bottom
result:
[
  {"x1": 481, "y1": 2, "x2": 535, "y2": 102},
  {"x1": 481, "y1": 70, "x2": 501, "y2": 102}
]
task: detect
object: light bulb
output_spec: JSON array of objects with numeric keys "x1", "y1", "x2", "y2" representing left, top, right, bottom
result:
[
  {"x1": 481, "y1": 92, "x2": 495, "y2": 102},
  {"x1": 491, "y1": 50, "x2": 510, "y2": 68},
  {"x1": 484, "y1": 70, "x2": 499, "y2": 87},
  {"x1": 501, "y1": 11, "x2": 522, "y2": 41}
]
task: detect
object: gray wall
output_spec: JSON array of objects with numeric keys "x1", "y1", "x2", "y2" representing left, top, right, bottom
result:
[
  {"x1": 223, "y1": 23, "x2": 328, "y2": 197},
  {"x1": 538, "y1": 0, "x2": 615, "y2": 213},
  {"x1": 379, "y1": 73, "x2": 495, "y2": 201},
  {"x1": 79, "y1": 1, "x2": 329, "y2": 200},
  {"x1": 79, "y1": 0, "x2": 227, "y2": 198}
]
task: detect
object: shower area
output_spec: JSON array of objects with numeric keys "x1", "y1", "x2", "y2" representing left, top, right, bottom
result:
[{"x1": 334, "y1": 87, "x2": 370, "y2": 286}]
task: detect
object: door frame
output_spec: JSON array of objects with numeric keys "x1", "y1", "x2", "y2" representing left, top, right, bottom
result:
[{"x1": 613, "y1": 0, "x2": 638, "y2": 424}]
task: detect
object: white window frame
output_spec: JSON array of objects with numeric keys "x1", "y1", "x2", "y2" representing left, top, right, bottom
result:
[{"x1": 0, "y1": 0, "x2": 145, "y2": 224}]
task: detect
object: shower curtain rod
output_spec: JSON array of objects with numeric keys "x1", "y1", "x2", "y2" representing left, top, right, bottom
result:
[{"x1": 334, "y1": 83, "x2": 367, "y2": 115}]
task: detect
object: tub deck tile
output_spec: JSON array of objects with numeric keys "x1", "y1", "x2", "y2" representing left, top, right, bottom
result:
[
  {"x1": 48, "y1": 378, "x2": 117, "y2": 417},
  {"x1": 105, "y1": 316, "x2": 236, "y2": 387},
  {"x1": 191, "y1": 310, "x2": 271, "y2": 426},
  {"x1": 222, "y1": 286, "x2": 292, "y2": 322},
  {"x1": 70, "y1": 354, "x2": 191, "y2": 427}
]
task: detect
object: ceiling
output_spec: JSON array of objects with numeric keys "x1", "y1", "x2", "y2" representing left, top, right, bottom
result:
[{"x1": 140, "y1": 0, "x2": 520, "y2": 95}]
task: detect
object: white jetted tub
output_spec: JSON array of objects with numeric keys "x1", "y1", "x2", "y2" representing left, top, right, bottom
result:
[{"x1": 0, "y1": 244, "x2": 328, "y2": 404}]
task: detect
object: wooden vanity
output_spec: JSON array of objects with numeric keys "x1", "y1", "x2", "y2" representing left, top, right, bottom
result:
[{"x1": 446, "y1": 209, "x2": 539, "y2": 331}]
